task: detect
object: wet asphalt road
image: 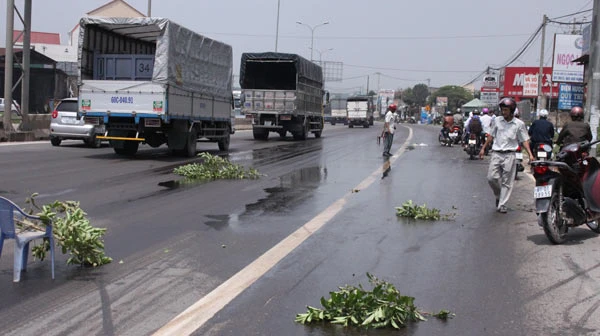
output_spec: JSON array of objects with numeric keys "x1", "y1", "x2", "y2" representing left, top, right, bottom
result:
[{"x1": 1, "y1": 123, "x2": 600, "y2": 335}]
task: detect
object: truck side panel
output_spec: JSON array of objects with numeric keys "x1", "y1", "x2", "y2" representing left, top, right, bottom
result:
[{"x1": 167, "y1": 86, "x2": 231, "y2": 121}]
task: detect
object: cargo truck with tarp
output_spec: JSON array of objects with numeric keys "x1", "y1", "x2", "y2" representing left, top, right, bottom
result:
[
  {"x1": 77, "y1": 17, "x2": 234, "y2": 156},
  {"x1": 239, "y1": 52, "x2": 325, "y2": 140},
  {"x1": 329, "y1": 93, "x2": 348, "y2": 125},
  {"x1": 346, "y1": 95, "x2": 373, "y2": 128}
]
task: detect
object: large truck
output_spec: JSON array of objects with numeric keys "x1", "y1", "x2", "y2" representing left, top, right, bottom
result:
[
  {"x1": 240, "y1": 52, "x2": 325, "y2": 140},
  {"x1": 77, "y1": 17, "x2": 234, "y2": 156},
  {"x1": 346, "y1": 95, "x2": 373, "y2": 128},
  {"x1": 329, "y1": 93, "x2": 348, "y2": 125}
]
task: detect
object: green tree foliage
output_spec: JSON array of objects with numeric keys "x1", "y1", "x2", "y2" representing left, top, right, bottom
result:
[
  {"x1": 401, "y1": 87, "x2": 415, "y2": 106},
  {"x1": 427, "y1": 85, "x2": 474, "y2": 112},
  {"x1": 412, "y1": 84, "x2": 430, "y2": 107}
]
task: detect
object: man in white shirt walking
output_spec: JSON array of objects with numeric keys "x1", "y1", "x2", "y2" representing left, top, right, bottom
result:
[{"x1": 480, "y1": 98, "x2": 534, "y2": 213}]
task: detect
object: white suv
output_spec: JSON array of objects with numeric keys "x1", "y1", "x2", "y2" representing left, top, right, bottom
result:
[{"x1": 49, "y1": 98, "x2": 102, "y2": 147}]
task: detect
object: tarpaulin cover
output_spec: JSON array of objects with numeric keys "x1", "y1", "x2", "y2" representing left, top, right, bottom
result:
[
  {"x1": 239, "y1": 52, "x2": 323, "y2": 88},
  {"x1": 78, "y1": 17, "x2": 232, "y2": 99}
]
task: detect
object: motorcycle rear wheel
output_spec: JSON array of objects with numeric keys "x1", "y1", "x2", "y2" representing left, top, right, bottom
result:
[
  {"x1": 586, "y1": 220, "x2": 600, "y2": 233},
  {"x1": 541, "y1": 192, "x2": 567, "y2": 244}
]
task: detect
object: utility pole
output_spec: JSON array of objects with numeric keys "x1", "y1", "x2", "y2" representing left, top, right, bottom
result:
[
  {"x1": 537, "y1": 14, "x2": 547, "y2": 113},
  {"x1": 4, "y1": 0, "x2": 15, "y2": 132},
  {"x1": 589, "y1": 0, "x2": 600, "y2": 152},
  {"x1": 147, "y1": 0, "x2": 151, "y2": 16},
  {"x1": 275, "y1": 0, "x2": 280, "y2": 51},
  {"x1": 366, "y1": 75, "x2": 369, "y2": 95},
  {"x1": 375, "y1": 72, "x2": 381, "y2": 91},
  {"x1": 20, "y1": 0, "x2": 31, "y2": 131}
]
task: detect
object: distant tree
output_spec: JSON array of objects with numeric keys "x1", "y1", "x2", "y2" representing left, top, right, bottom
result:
[
  {"x1": 368, "y1": 90, "x2": 377, "y2": 96},
  {"x1": 473, "y1": 90, "x2": 481, "y2": 99},
  {"x1": 402, "y1": 87, "x2": 415, "y2": 106},
  {"x1": 427, "y1": 85, "x2": 474, "y2": 112},
  {"x1": 412, "y1": 84, "x2": 429, "y2": 106}
]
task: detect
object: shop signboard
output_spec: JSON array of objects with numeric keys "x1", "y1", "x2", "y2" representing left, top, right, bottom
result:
[
  {"x1": 552, "y1": 34, "x2": 584, "y2": 83},
  {"x1": 557, "y1": 83, "x2": 584, "y2": 110}
]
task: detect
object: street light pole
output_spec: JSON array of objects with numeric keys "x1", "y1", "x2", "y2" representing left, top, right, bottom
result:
[
  {"x1": 296, "y1": 21, "x2": 329, "y2": 61},
  {"x1": 310, "y1": 47, "x2": 333, "y2": 63}
]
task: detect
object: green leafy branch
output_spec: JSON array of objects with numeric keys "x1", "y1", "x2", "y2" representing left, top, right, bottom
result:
[
  {"x1": 173, "y1": 152, "x2": 260, "y2": 180},
  {"x1": 16, "y1": 193, "x2": 112, "y2": 267},
  {"x1": 295, "y1": 273, "x2": 454, "y2": 329},
  {"x1": 395, "y1": 200, "x2": 455, "y2": 220}
]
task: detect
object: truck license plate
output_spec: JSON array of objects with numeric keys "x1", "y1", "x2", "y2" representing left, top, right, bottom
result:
[
  {"x1": 95, "y1": 125, "x2": 106, "y2": 134},
  {"x1": 516, "y1": 152, "x2": 523, "y2": 159},
  {"x1": 534, "y1": 185, "x2": 552, "y2": 199}
]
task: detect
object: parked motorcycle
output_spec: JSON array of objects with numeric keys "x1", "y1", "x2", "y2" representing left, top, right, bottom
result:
[{"x1": 531, "y1": 140, "x2": 600, "y2": 244}]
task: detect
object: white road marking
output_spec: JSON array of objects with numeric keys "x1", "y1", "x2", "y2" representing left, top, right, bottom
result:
[{"x1": 153, "y1": 126, "x2": 414, "y2": 336}]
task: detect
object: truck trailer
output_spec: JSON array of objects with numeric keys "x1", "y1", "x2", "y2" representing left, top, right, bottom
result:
[
  {"x1": 346, "y1": 95, "x2": 373, "y2": 128},
  {"x1": 78, "y1": 17, "x2": 234, "y2": 156},
  {"x1": 240, "y1": 52, "x2": 325, "y2": 140}
]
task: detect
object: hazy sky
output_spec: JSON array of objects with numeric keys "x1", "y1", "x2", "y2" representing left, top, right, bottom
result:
[{"x1": 0, "y1": 0, "x2": 593, "y2": 93}]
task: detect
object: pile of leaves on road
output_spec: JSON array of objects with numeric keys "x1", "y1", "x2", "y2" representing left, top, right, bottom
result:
[
  {"x1": 295, "y1": 273, "x2": 453, "y2": 329},
  {"x1": 16, "y1": 193, "x2": 112, "y2": 267},
  {"x1": 174, "y1": 152, "x2": 260, "y2": 180},
  {"x1": 395, "y1": 200, "x2": 455, "y2": 220}
]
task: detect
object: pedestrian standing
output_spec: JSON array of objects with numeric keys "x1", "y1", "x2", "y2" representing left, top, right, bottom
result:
[
  {"x1": 382, "y1": 104, "x2": 397, "y2": 156},
  {"x1": 480, "y1": 97, "x2": 534, "y2": 213}
]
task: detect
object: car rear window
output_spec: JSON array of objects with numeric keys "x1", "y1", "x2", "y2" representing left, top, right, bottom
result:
[{"x1": 57, "y1": 101, "x2": 78, "y2": 112}]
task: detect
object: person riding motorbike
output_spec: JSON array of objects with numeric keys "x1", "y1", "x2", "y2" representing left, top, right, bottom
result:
[
  {"x1": 528, "y1": 109, "x2": 555, "y2": 157},
  {"x1": 556, "y1": 106, "x2": 592, "y2": 149},
  {"x1": 464, "y1": 109, "x2": 484, "y2": 148},
  {"x1": 441, "y1": 111, "x2": 455, "y2": 146}
]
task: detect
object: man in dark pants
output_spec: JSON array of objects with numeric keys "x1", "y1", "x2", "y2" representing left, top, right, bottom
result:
[{"x1": 382, "y1": 104, "x2": 397, "y2": 156}]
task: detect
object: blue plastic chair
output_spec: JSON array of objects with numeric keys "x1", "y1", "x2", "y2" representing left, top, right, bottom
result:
[{"x1": 0, "y1": 196, "x2": 55, "y2": 282}]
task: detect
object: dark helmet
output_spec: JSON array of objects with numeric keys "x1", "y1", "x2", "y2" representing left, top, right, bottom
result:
[
  {"x1": 388, "y1": 104, "x2": 397, "y2": 112},
  {"x1": 499, "y1": 97, "x2": 517, "y2": 113},
  {"x1": 444, "y1": 110, "x2": 453, "y2": 116},
  {"x1": 570, "y1": 106, "x2": 584, "y2": 120},
  {"x1": 472, "y1": 109, "x2": 480, "y2": 115}
]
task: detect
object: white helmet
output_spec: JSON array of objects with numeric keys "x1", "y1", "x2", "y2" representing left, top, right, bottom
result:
[{"x1": 538, "y1": 109, "x2": 549, "y2": 118}]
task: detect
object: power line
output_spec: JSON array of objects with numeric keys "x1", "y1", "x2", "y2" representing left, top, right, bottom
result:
[
  {"x1": 199, "y1": 31, "x2": 532, "y2": 41},
  {"x1": 344, "y1": 63, "x2": 481, "y2": 73},
  {"x1": 550, "y1": 8, "x2": 592, "y2": 20}
]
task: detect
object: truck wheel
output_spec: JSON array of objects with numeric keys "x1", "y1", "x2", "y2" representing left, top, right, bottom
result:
[
  {"x1": 253, "y1": 128, "x2": 269, "y2": 140},
  {"x1": 184, "y1": 130, "x2": 197, "y2": 157},
  {"x1": 293, "y1": 120, "x2": 309, "y2": 140},
  {"x1": 114, "y1": 141, "x2": 139, "y2": 156},
  {"x1": 314, "y1": 130, "x2": 322, "y2": 138},
  {"x1": 278, "y1": 130, "x2": 287, "y2": 138},
  {"x1": 364, "y1": 123, "x2": 369, "y2": 128},
  {"x1": 50, "y1": 137, "x2": 61, "y2": 146},
  {"x1": 218, "y1": 129, "x2": 230, "y2": 151},
  {"x1": 349, "y1": 124, "x2": 354, "y2": 128},
  {"x1": 331, "y1": 121, "x2": 336, "y2": 126}
]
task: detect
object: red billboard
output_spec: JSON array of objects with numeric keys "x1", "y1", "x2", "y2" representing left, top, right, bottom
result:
[{"x1": 500, "y1": 67, "x2": 559, "y2": 99}]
